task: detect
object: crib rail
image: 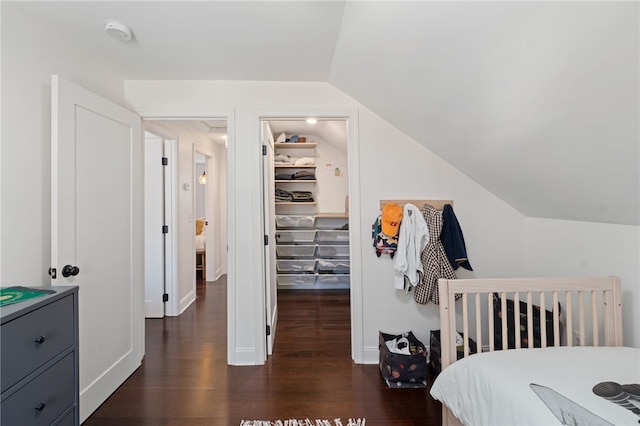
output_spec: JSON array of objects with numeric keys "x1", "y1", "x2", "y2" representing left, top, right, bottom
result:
[{"x1": 438, "y1": 276, "x2": 623, "y2": 372}]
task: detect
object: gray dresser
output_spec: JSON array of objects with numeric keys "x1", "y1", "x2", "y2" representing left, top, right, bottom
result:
[{"x1": 1, "y1": 286, "x2": 79, "y2": 426}]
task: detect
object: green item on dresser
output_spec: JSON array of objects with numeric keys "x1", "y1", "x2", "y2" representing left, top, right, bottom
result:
[{"x1": 0, "y1": 286, "x2": 56, "y2": 307}]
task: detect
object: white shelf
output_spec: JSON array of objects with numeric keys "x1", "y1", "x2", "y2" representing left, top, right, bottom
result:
[
  {"x1": 275, "y1": 143, "x2": 316, "y2": 149},
  {"x1": 316, "y1": 212, "x2": 348, "y2": 218},
  {"x1": 275, "y1": 180, "x2": 317, "y2": 183},
  {"x1": 274, "y1": 164, "x2": 316, "y2": 168},
  {"x1": 275, "y1": 201, "x2": 316, "y2": 205}
]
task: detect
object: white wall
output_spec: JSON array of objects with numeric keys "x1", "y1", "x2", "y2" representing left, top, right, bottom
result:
[
  {"x1": 526, "y1": 218, "x2": 640, "y2": 347},
  {"x1": 357, "y1": 106, "x2": 527, "y2": 361},
  {"x1": 315, "y1": 136, "x2": 349, "y2": 214},
  {"x1": 124, "y1": 80, "x2": 529, "y2": 364},
  {"x1": 1, "y1": 3, "x2": 126, "y2": 285},
  {"x1": 195, "y1": 162, "x2": 206, "y2": 219}
]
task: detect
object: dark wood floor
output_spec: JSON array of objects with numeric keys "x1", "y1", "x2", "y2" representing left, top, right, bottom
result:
[{"x1": 84, "y1": 275, "x2": 442, "y2": 425}]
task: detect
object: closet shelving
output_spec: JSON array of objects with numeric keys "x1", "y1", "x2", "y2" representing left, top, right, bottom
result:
[
  {"x1": 272, "y1": 139, "x2": 350, "y2": 289},
  {"x1": 274, "y1": 214, "x2": 350, "y2": 289},
  {"x1": 274, "y1": 142, "x2": 317, "y2": 206}
]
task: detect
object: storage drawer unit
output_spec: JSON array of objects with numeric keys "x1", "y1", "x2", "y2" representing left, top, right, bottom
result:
[
  {"x1": 315, "y1": 245, "x2": 350, "y2": 258},
  {"x1": 316, "y1": 230, "x2": 349, "y2": 243},
  {"x1": 276, "y1": 244, "x2": 316, "y2": 258},
  {"x1": 275, "y1": 215, "x2": 316, "y2": 228},
  {"x1": 275, "y1": 230, "x2": 316, "y2": 243},
  {"x1": 276, "y1": 259, "x2": 316, "y2": 273},
  {"x1": 0, "y1": 286, "x2": 79, "y2": 426},
  {"x1": 277, "y1": 274, "x2": 316, "y2": 286},
  {"x1": 1, "y1": 295, "x2": 75, "y2": 393},
  {"x1": 315, "y1": 274, "x2": 351, "y2": 286},
  {"x1": 317, "y1": 259, "x2": 350, "y2": 274}
]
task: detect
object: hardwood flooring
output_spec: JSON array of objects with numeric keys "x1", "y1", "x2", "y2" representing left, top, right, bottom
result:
[{"x1": 84, "y1": 276, "x2": 442, "y2": 425}]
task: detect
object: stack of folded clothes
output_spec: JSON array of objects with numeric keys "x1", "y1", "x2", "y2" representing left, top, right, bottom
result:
[
  {"x1": 274, "y1": 188, "x2": 314, "y2": 202},
  {"x1": 275, "y1": 170, "x2": 316, "y2": 180},
  {"x1": 292, "y1": 170, "x2": 315, "y2": 180},
  {"x1": 275, "y1": 188, "x2": 293, "y2": 202},
  {"x1": 291, "y1": 190, "x2": 313, "y2": 202}
]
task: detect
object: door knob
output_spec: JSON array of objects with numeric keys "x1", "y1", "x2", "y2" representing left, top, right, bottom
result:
[{"x1": 62, "y1": 265, "x2": 80, "y2": 277}]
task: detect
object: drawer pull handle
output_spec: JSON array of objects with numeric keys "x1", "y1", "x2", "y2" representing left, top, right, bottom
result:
[
  {"x1": 34, "y1": 402, "x2": 46, "y2": 412},
  {"x1": 34, "y1": 335, "x2": 46, "y2": 344}
]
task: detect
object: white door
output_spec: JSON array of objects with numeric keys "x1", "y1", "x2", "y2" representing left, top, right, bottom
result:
[
  {"x1": 144, "y1": 132, "x2": 167, "y2": 318},
  {"x1": 51, "y1": 75, "x2": 144, "y2": 423},
  {"x1": 262, "y1": 121, "x2": 278, "y2": 355}
]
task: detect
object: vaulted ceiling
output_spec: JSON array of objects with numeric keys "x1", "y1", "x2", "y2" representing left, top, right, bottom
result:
[{"x1": 9, "y1": 1, "x2": 639, "y2": 225}]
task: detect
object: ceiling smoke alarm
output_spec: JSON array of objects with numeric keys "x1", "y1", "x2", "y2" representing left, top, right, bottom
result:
[{"x1": 104, "y1": 20, "x2": 133, "y2": 42}]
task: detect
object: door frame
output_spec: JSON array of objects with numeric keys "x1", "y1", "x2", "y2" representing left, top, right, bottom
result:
[
  {"x1": 254, "y1": 108, "x2": 362, "y2": 363},
  {"x1": 131, "y1": 106, "x2": 362, "y2": 365}
]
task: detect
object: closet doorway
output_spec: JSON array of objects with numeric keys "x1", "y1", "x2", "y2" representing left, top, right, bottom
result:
[{"x1": 262, "y1": 118, "x2": 351, "y2": 356}]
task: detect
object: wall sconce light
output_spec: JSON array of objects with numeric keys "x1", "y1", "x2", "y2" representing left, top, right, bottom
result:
[{"x1": 198, "y1": 171, "x2": 207, "y2": 185}]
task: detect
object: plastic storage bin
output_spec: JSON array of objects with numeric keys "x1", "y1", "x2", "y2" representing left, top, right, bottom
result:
[
  {"x1": 315, "y1": 274, "x2": 350, "y2": 286},
  {"x1": 316, "y1": 245, "x2": 350, "y2": 258},
  {"x1": 277, "y1": 274, "x2": 316, "y2": 286},
  {"x1": 276, "y1": 245, "x2": 316, "y2": 258},
  {"x1": 276, "y1": 230, "x2": 316, "y2": 243},
  {"x1": 315, "y1": 230, "x2": 349, "y2": 243},
  {"x1": 276, "y1": 259, "x2": 316, "y2": 273},
  {"x1": 275, "y1": 215, "x2": 316, "y2": 228},
  {"x1": 317, "y1": 259, "x2": 350, "y2": 274}
]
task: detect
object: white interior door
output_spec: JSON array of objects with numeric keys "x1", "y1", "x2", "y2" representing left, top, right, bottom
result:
[
  {"x1": 262, "y1": 121, "x2": 278, "y2": 355},
  {"x1": 51, "y1": 75, "x2": 144, "y2": 423},
  {"x1": 144, "y1": 132, "x2": 166, "y2": 318}
]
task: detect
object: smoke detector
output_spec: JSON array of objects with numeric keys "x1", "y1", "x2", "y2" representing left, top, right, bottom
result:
[{"x1": 104, "y1": 20, "x2": 133, "y2": 42}]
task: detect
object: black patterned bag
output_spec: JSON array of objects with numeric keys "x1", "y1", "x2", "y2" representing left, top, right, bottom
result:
[{"x1": 379, "y1": 331, "x2": 427, "y2": 388}]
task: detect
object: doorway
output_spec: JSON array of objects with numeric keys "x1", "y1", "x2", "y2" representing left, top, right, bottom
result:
[
  {"x1": 261, "y1": 117, "x2": 352, "y2": 357},
  {"x1": 143, "y1": 119, "x2": 228, "y2": 317}
]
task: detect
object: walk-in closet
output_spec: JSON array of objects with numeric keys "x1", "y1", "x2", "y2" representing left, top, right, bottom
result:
[{"x1": 264, "y1": 119, "x2": 351, "y2": 290}]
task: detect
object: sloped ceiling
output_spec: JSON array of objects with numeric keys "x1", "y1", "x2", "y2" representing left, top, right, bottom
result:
[{"x1": 8, "y1": 1, "x2": 639, "y2": 225}]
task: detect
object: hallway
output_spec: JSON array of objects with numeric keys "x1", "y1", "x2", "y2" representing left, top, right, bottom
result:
[{"x1": 84, "y1": 276, "x2": 441, "y2": 425}]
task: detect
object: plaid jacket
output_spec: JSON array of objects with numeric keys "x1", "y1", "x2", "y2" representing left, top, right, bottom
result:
[{"x1": 414, "y1": 204, "x2": 457, "y2": 304}]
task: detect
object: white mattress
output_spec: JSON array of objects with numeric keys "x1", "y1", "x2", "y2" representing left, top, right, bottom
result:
[{"x1": 430, "y1": 346, "x2": 640, "y2": 426}]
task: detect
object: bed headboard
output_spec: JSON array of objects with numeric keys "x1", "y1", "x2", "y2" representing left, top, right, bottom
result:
[{"x1": 437, "y1": 276, "x2": 623, "y2": 373}]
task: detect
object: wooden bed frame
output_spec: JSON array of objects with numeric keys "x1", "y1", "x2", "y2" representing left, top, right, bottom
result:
[{"x1": 437, "y1": 276, "x2": 624, "y2": 426}]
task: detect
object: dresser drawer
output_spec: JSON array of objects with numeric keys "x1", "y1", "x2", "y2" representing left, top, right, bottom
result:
[
  {"x1": 1, "y1": 295, "x2": 75, "y2": 392},
  {"x1": 1, "y1": 352, "x2": 75, "y2": 426},
  {"x1": 53, "y1": 407, "x2": 76, "y2": 426}
]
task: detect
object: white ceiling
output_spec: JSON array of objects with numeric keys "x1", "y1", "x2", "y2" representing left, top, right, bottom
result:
[{"x1": 9, "y1": 1, "x2": 639, "y2": 225}]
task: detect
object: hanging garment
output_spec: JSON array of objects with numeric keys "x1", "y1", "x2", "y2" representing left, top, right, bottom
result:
[
  {"x1": 372, "y1": 216, "x2": 398, "y2": 258},
  {"x1": 441, "y1": 204, "x2": 473, "y2": 271},
  {"x1": 393, "y1": 203, "x2": 429, "y2": 290},
  {"x1": 414, "y1": 204, "x2": 457, "y2": 305}
]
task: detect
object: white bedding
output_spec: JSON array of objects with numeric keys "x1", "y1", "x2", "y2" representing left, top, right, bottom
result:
[
  {"x1": 430, "y1": 346, "x2": 640, "y2": 426},
  {"x1": 196, "y1": 233, "x2": 206, "y2": 250}
]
